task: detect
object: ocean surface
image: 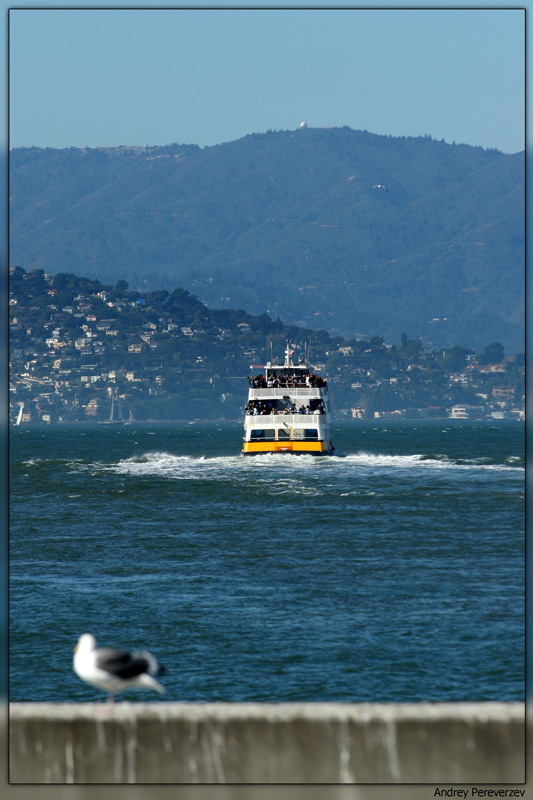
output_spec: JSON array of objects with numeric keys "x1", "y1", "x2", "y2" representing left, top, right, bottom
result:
[{"x1": 10, "y1": 420, "x2": 524, "y2": 703}]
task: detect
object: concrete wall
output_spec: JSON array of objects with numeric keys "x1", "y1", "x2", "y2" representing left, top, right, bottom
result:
[{"x1": 9, "y1": 702, "x2": 525, "y2": 784}]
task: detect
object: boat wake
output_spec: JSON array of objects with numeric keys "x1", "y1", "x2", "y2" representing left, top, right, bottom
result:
[
  {"x1": 339, "y1": 452, "x2": 524, "y2": 472},
  {"x1": 109, "y1": 451, "x2": 245, "y2": 479},
  {"x1": 101, "y1": 449, "x2": 523, "y2": 481}
]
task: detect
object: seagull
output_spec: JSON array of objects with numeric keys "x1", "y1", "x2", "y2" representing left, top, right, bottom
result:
[
  {"x1": 73, "y1": 633, "x2": 166, "y2": 702},
  {"x1": 372, "y1": 184, "x2": 389, "y2": 192}
]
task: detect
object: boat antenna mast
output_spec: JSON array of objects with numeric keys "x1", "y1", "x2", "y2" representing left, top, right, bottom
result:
[{"x1": 284, "y1": 339, "x2": 292, "y2": 368}]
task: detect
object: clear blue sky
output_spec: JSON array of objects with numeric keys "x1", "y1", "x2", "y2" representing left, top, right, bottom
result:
[{"x1": 8, "y1": 5, "x2": 525, "y2": 154}]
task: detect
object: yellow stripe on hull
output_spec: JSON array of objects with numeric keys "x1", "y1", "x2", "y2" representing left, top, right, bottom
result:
[{"x1": 242, "y1": 441, "x2": 331, "y2": 455}]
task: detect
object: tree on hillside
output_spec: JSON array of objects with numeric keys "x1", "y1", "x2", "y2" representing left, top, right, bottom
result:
[
  {"x1": 440, "y1": 345, "x2": 471, "y2": 372},
  {"x1": 478, "y1": 342, "x2": 505, "y2": 365},
  {"x1": 115, "y1": 279, "x2": 129, "y2": 294},
  {"x1": 399, "y1": 334, "x2": 423, "y2": 361},
  {"x1": 147, "y1": 289, "x2": 170, "y2": 305}
]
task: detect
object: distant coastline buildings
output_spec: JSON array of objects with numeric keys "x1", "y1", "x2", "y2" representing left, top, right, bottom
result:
[{"x1": 9, "y1": 267, "x2": 525, "y2": 425}]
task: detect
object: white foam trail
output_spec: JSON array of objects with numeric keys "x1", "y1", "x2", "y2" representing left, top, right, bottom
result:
[
  {"x1": 109, "y1": 452, "x2": 246, "y2": 479},
  {"x1": 89, "y1": 449, "x2": 523, "y2": 481},
  {"x1": 340, "y1": 452, "x2": 523, "y2": 473},
  {"x1": 342, "y1": 452, "x2": 426, "y2": 468}
]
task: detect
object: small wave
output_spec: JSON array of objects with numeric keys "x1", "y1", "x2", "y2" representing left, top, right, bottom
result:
[
  {"x1": 344, "y1": 452, "x2": 426, "y2": 468},
  {"x1": 341, "y1": 452, "x2": 523, "y2": 472},
  {"x1": 339, "y1": 491, "x2": 376, "y2": 497},
  {"x1": 123, "y1": 451, "x2": 191, "y2": 465},
  {"x1": 111, "y1": 452, "x2": 197, "y2": 474},
  {"x1": 21, "y1": 456, "x2": 86, "y2": 470},
  {"x1": 108, "y1": 451, "x2": 245, "y2": 479}
]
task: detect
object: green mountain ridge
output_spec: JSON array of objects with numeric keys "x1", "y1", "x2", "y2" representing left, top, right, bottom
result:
[{"x1": 10, "y1": 127, "x2": 524, "y2": 352}]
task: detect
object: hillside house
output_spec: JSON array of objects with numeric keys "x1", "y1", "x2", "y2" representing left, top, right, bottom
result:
[
  {"x1": 492, "y1": 386, "x2": 515, "y2": 399},
  {"x1": 449, "y1": 404, "x2": 484, "y2": 420},
  {"x1": 128, "y1": 342, "x2": 149, "y2": 353},
  {"x1": 84, "y1": 398, "x2": 100, "y2": 417},
  {"x1": 479, "y1": 364, "x2": 506, "y2": 374}
]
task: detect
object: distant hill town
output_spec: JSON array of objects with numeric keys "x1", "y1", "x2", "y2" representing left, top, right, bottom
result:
[
  {"x1": 9, "y1": 126, "x2": 524, "y2": 353},
  {"x1": 9, "y1": 267, "x2": 525, "y2": 424}
]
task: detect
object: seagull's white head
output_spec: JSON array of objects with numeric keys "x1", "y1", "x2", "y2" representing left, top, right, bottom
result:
[{"x1": 74, "y1": 633, "x2": 97, "y2": 654}]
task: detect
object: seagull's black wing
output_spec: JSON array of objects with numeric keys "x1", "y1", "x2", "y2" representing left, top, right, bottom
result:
[{"x1": 95, "y1": 647, "x2": 152, "y2": 679}]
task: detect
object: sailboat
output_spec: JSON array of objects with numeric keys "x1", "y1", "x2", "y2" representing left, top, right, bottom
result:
[
  {"x1": 14, "y1": 405, "x2": 23, "y2": 427},
  {"x1": 100, "y1": 387, "x2": 125, "y2": 424}
]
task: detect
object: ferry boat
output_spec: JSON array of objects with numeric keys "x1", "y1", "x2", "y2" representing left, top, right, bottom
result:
[{"x1": 242, "y1": 341, "x2": 334, "y2": 455}]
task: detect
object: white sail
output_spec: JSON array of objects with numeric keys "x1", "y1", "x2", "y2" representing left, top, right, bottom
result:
[
  {"x1": 115, "y1": 390, "x2": 124, "y2": 421},
  {"x1": 100, "y1": 387, "x2": 126, "y2": 424}
]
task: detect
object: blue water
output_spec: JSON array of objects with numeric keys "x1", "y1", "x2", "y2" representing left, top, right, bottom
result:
[{"x1": 9, "y1": 420, "x2": 524, "y2": 703}]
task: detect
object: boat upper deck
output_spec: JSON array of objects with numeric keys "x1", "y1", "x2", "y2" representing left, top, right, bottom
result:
[
  {"x1": 248, "y1": 386, "x2": 328, "y2": 400},
  {"x1": 249, "y1": 343, "x2": 327, "y2": 389}
]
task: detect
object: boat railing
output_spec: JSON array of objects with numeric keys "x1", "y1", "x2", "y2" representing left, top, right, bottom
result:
[
  {"x1": 245, "y1": 413, "x2": 324, "y2": 426},
  {"x1": 248, "y1": 387, "x2": 328, "y2": 400}
]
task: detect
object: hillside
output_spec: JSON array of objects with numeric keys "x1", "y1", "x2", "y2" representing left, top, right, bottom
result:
[
  {"x1": 9, "y1": 127, "x2": 525, "y2": 352},
  {"x1": 9, "y1": 266, "x2": 524, "y2": 423}
]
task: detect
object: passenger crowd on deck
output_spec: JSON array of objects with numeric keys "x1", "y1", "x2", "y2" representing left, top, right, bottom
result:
[
  {"x1": 245, "y1": 398, "x2": 326, "y2": 416},
  {"x1": 248, "y1": 373, "x2": 327, "y2": 389}
]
